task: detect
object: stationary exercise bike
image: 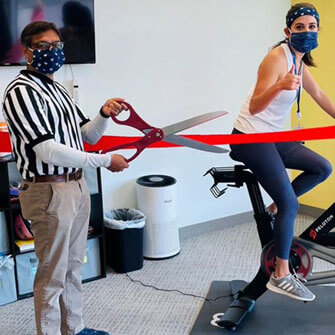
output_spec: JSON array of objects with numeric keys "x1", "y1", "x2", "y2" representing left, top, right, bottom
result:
[{"x1": 204, "y1": 165, "x2": 335, "y2": 331}]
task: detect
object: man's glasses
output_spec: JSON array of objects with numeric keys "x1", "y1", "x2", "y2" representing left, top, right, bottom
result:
[{"x1": 30, "y1": 41, "x2": 64, "y2": 51}]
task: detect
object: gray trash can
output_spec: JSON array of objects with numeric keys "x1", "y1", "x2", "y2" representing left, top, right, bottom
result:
[{"x1": 104, "y1": 208, "x2": 146, "y2": 273}]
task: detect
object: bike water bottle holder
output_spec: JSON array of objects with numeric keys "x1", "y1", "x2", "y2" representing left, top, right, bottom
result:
[{"x1": 204, "y1": 166, "x2": 246, "y2": 198}]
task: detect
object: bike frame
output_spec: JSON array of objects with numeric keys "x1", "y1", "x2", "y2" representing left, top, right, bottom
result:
[{"x1": 205, "y1": 165, "x2": 335, "y2": 330}]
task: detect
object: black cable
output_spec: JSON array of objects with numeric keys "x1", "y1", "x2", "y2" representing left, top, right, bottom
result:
[{"x1": 125, "y1": 273, "x2": 235, "y2": 302}]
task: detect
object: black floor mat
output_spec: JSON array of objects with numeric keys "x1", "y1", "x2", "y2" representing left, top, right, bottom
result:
[{"x1": 191, "y1": 281, "x2": 335, "y2": 335}]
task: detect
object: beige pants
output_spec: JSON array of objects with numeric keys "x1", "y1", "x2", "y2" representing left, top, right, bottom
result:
[{"x1": 19, "y1": 177, "x2": 90, "y2": 335}]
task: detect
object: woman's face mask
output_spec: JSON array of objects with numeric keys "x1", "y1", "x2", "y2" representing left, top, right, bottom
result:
[{"x1": 289, "y1": 29, "x2": 318, "y2": 53}]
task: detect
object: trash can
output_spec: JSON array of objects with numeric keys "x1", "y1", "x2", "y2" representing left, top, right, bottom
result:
[
  {"x1": 104, "y1": 208, "x2": 146, "y2": 273},
  {"x1": 136, "y1": 175, "x2": 180, "y2": 259}
]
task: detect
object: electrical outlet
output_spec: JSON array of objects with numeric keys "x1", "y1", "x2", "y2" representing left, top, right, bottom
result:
[{"x1": 72, "y1": 80, "x2": 79, "y2": 104}]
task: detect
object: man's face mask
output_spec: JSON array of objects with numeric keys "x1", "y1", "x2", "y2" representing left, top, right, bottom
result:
[
  {"x1": 28, "y1": 41, "x2": 65, "y2": 74},
  {"x1": 289, "y1": 30, "x2": 318, "y2": 53}
]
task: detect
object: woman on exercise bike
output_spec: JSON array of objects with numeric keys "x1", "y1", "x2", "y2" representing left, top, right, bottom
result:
[{"x1": 230, "y1": 3, "x2": 335, "y2": 301}]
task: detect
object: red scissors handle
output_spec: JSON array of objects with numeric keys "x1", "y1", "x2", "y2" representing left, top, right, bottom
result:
[
  {"x1": 111, "y1": 101, "x2": 153, "y2": 132},
  {"x1": 101, "y1": 128, "x2": 164, "y2": 162}
]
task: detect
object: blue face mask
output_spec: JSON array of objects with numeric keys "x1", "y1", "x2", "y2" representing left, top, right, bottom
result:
[
  {"x1": 28, "y1": 48, "x2": 65, "y2": 74},
  {"x1": 289, "y1": 31, "x2": 318, "y2": 53}
]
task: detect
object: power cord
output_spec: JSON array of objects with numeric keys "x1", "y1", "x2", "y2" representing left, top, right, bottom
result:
[
  {"x1": 69, "y1": 64, "x2": 74, "y2": 81},
  {"x1": 125, "y1": 273, "x2": 235, "y2": 302}
]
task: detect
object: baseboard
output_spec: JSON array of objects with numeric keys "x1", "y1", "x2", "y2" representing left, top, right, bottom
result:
[
  {"x1": 180, "y1": 204, "x2": 324, "y2": 240},
  {"x1": 179, "y1": 211, "x2": 254, "y2": 240},
  {"x1": 298, "y1": 204, "x2": 324, "y2": 218}
]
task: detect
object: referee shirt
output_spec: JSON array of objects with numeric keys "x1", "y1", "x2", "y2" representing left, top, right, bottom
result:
[{"x1": 2, "y1": 70, "x2": 91, "y2": 179}]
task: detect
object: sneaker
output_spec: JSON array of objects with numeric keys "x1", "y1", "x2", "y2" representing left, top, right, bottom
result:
[
  {"x1": 266, "y1": 272, "x2": 315, "y2": 302},
  {"x1": 76, "y1": 328, "x2": 110, "y2": 335}
]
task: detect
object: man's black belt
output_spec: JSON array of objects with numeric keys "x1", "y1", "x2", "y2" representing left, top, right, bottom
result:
[{"x1": 24, "y1": 169, "x2": 83, "y2": 183}]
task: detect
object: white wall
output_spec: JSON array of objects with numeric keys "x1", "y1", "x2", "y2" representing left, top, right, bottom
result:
[{"x1": 0, "y1": 0, "x2": 290, "y2": 227}]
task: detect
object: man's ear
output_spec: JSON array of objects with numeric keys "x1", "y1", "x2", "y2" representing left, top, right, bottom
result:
[{"x1": 21, "y1": 45, "x2": 30, "y2": 62}]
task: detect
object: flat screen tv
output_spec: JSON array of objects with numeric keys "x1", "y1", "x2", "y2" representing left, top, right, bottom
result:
[{"x1": 0, "y1": 0, "x2": 95, "y2": 66}]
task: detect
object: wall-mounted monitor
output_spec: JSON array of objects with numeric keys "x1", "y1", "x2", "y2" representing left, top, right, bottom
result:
[{"x1": 0, "y1": 0, "x2": 95, "y2": 66}]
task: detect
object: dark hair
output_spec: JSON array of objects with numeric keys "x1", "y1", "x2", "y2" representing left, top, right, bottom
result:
[
  {"x1": 20, "y1": 21, "x2": 62, "y2": 47},
  {"x1": 273, "y1": 2, "x2": 318, "y2": 67}
]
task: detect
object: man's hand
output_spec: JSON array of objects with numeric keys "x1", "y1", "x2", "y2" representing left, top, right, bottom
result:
[
  {"x1": 107, "y1": 154, "x2": 129, "y2": 172},
  {"x1": 101, "y1": 98, "x2": 128, "y2": 117}
]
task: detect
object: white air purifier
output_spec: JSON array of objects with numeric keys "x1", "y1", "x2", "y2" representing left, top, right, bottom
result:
[{"x1": 136, "y1": 175, "x2": 180, "y2": 259}]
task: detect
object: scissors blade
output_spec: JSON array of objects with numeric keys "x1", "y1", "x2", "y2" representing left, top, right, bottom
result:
[
  {"x1": 163, "y1": 134, "x2": 229, "y2": 153},
  {"x1": 161, "y1": 111, "x2": 228, "y2": 137}
]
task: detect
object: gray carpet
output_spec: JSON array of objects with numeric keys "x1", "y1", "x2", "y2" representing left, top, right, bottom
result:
[{"x1": 1, "y1": 214, "x2": 333, "y2": 335}]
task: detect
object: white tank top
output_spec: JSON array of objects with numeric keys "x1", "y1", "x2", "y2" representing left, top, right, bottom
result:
[{"x1": 234, "y1": 43, "x2": 302, "y2": 133}]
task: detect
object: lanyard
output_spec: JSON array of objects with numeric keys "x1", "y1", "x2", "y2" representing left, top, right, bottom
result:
[{"x1": 288, "y1": 43, "x2": 302, "y2": 127}]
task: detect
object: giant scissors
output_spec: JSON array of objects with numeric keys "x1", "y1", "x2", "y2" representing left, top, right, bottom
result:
[{"x1": 102, "y1": 102, "x2": 229, "y2": 162}]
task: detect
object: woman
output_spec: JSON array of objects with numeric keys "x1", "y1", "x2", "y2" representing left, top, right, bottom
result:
[{"x1": 230, "y1": 3, "x2": 334, "y2": 301}]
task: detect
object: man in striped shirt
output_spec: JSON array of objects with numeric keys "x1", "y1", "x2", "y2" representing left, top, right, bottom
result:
[{"x1": 2, "y1": 21, "x2": 128, "y2": 335}]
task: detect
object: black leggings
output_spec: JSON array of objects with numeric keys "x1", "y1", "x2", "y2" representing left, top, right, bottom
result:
[{"x1": 230, "y1": 128, "x2": 332, "y2": 259}]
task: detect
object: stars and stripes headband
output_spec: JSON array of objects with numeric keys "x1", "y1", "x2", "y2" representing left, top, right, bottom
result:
[{"x1": 286, "y1": 7, "x2": 320, "y2": 28}]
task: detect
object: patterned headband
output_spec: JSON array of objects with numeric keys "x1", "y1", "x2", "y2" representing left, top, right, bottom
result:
[{"x1": 286, "y1": 7, "x2": 320, "y2": 28}]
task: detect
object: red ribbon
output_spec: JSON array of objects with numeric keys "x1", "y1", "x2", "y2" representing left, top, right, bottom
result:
[{"x1": 1, "y1": 125, "x2": 334, "y2": 153}]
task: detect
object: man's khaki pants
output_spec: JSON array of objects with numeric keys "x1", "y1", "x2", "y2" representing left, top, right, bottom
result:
[{"x1": 19, "y1": 177, "x2": 90, "y2": 335}]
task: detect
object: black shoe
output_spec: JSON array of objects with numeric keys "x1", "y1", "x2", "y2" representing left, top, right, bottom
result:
[{"x1": 76, "y1": 328, "x2": 110, "y2": 335}]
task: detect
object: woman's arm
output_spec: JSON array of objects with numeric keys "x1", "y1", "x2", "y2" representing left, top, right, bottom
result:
[
  {"x1": 249, "y1": 48, "x2": 301, "y2": 114},
  {"x1": 303, "y1": 66, "x2": 335, "y2": 119}
]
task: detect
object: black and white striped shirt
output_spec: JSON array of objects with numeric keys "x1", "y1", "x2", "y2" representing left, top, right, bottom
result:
[{"x1": 2, "y1": 70, "x2": 90, "y2": 179}]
